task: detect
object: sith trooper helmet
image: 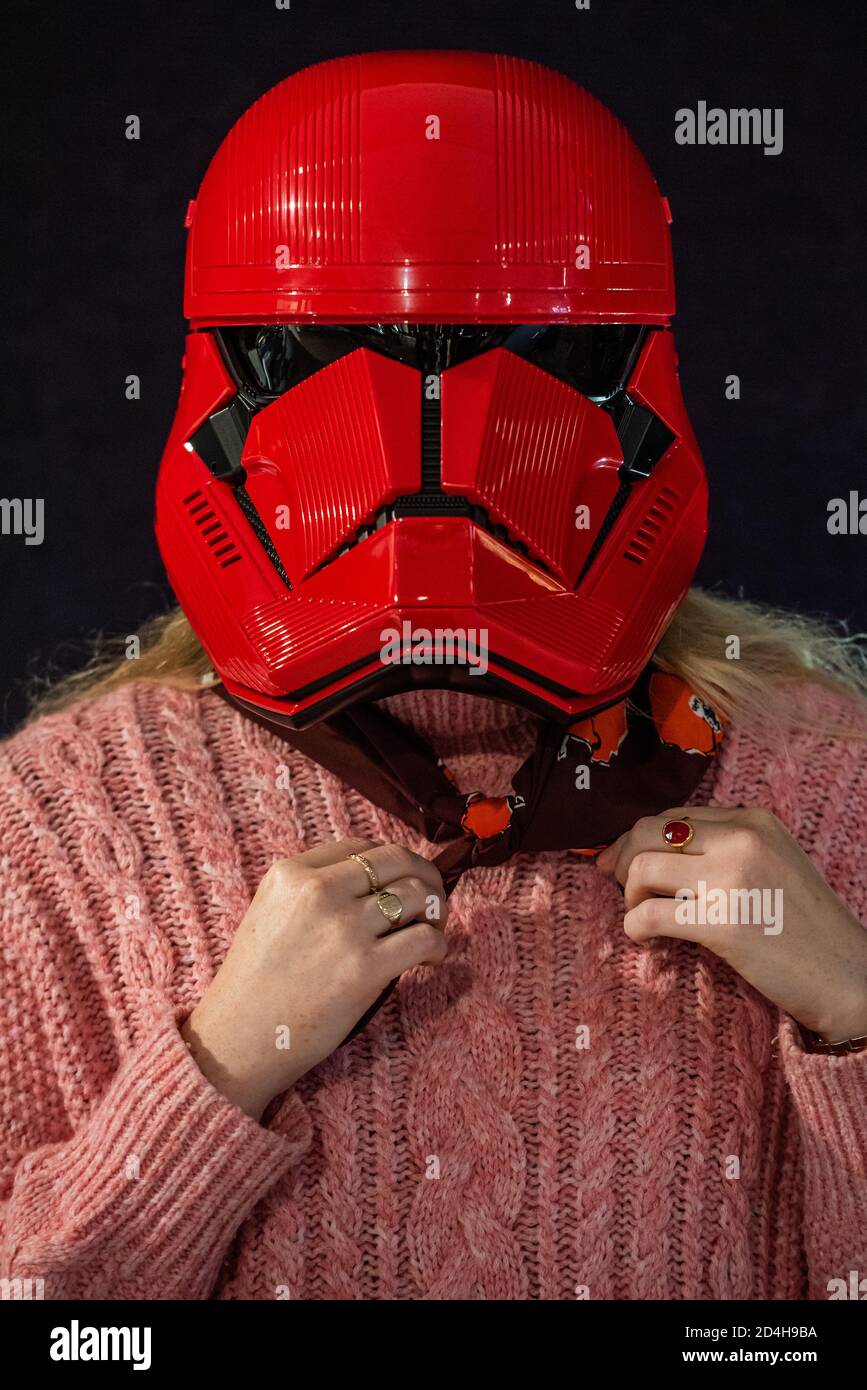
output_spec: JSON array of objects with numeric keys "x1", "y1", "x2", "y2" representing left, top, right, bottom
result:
[{"x1": 155, "y1": 51, "x2": 707, "y2": 729}]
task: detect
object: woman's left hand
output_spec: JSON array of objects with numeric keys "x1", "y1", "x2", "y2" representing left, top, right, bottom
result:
[{"x1": 596, "y1": 806, "x2": 867, "y2": 1044}]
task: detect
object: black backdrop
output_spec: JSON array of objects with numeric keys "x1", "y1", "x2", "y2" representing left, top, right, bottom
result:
[{"x1": 2, "y1": 0, "x2": 864, "y2": 734}]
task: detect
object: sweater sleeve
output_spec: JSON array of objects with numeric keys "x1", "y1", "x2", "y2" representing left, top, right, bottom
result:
[
  {"x1": 779, "y1": 1016, "x2": 867, "y2": 1299},
  {"x1": 774, "y1": 697, "x2": 867, "y2": 1299},
  {"x1": 0, "y1": 706, "x2": 314, "y2": 1301},
  {"x1": 1, "y1": 1002, "x2": 312, "y2": 1300}
]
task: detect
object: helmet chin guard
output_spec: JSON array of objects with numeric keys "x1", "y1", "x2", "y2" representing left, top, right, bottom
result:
[{"x1": 156, "y1": 51, "x2": 707, "y2": 729}]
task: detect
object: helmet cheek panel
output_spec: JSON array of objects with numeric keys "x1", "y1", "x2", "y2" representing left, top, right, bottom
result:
[
  {"x1": 241, "y1": 350, "x2": 421, "y2": 583},
  {"x1": 626, "y1": 327, "x2": 702, "y2": 457},
  {"x1": 441, "y1": 349, "x2": 623, "y2": 584},
  {"x1": 162, "y1": 331, "x2": 237, "y2": 457}
]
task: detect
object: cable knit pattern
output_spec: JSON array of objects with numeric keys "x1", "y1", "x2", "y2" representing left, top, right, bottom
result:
[{"x1": 1, "y1": 680, "x2": 866, "y2": 1300}]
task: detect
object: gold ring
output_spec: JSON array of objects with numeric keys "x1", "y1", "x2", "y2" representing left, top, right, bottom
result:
[
  {"x1": 346, "y1": 851, "x2": 380, "y2": 893},
  {"x1": 375, "y1": 890, "x2": 403, "y2": 926}
]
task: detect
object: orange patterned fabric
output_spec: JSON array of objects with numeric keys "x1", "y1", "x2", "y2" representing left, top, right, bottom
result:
[
  {"x1": 649, "y1": 671, "x2": 725, "y2": 756},
  {"x1": 567, "y1": 702, "x2": 629, "y2": 765},
  {"x1": 461, "y1": 794, "x2": 513, "y2": 839}
]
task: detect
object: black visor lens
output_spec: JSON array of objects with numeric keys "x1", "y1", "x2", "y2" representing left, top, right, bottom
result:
[
  {"x1": 499, "y1": 324, "x2": 646, "y2": 399},
  {"x1": 217, "y1": 323, "x2": 648, "y2": 401},
  {"x1": 218, "y1": 325, "x2": 361, "y2": 396}
]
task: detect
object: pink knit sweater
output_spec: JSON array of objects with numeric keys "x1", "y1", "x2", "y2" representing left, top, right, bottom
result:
[{"x1": 1, "y1": 680, "x2": 865, "y2": 1301}]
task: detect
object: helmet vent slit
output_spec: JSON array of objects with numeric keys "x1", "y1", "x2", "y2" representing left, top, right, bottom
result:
[{"x1": 184, "y1": 492, "x2": 244, "y2": 572}]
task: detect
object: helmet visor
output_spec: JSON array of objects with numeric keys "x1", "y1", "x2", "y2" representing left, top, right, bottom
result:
[{"x1": 217, "y1": 323, "x2": 647, "y2": 404}]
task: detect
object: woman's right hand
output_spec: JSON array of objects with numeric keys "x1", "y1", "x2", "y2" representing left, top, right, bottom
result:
[{"x1": 180, "y1": 838, "x2": 448, "y2": 1120}]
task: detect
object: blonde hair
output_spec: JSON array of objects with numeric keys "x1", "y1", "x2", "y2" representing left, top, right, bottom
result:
[{"x1": 25, "y1": 588, "x2": 867, "y2": 739}]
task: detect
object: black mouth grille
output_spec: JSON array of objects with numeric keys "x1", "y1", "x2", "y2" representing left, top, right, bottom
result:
[{"x1": 393, "y1": 336, "x2": 468, "y2": 516}]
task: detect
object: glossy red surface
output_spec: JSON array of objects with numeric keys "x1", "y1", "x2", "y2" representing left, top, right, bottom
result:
[
  {"x1": 663, "y1": 818, "x2": 694, "y2": 846},
  {"x1": 184, "y1": 50, "x2": 674, "y2": 325},
  {"x1": 156, "y1": 52, "x2": 707, "y2": 727}
]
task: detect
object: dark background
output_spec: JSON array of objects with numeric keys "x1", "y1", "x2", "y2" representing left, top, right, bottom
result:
[{"x1": 2, "y1": 0, "x2": 863, "y2": 735}]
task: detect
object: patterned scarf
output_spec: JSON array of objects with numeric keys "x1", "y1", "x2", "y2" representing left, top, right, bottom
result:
[
  {"x1": 223, "y1": 666, "x2": 723, "y2": 889},
  {"x1": 219, "y1": 667, "x2": 724, "y2": 1036}
]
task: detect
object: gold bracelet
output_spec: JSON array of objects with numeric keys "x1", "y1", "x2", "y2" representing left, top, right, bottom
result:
[{"x1": 801, "y1": 1028, "x2": 867, "y2": 1056}]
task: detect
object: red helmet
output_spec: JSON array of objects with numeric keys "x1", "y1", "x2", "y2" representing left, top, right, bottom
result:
[{"x1": 155, "y1": 50, "x2": 706, "y2": 728}]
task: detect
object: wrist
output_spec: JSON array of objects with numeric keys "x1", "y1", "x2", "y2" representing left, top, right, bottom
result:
[
  {"x1": 812, "y1": 1000, "x2": 867, "y2": 1048},
  {"x1": 180, "y1": 1007, "x2": 276, "y2": 1122},
  {"x1": 797, "y1": 958, "x2": 867, "y2": 1046},
  {"x1": 799, "y1": 994, "x2": 867, "y2": 1052}
]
